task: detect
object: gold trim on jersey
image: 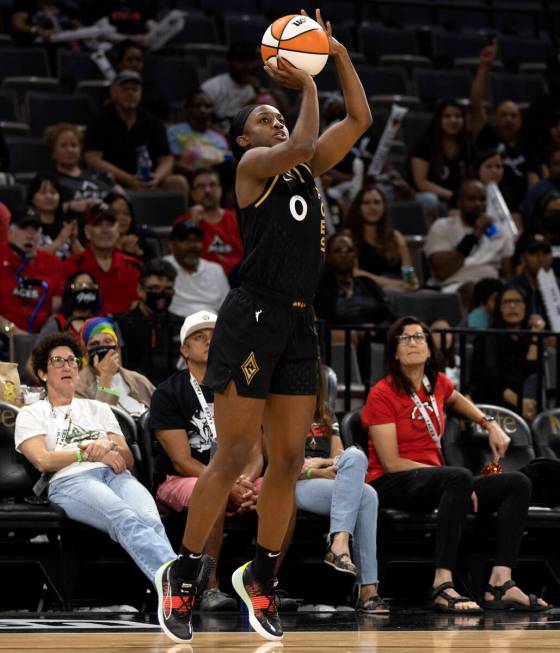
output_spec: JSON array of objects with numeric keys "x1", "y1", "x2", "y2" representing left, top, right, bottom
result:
[
  {"x1": 292, "y1": 166, "x2": 305, "y2": 183},
  {"x1": 254, "y1": 175, "x2": 280, "y2": 208},
  {"x1": 300, "y1": 162, "x2": 313, "y2": 175}
]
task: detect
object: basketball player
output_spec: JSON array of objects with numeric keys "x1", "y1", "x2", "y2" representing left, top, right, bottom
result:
[{"x1": 156, "y1": 10, "x2": 372, "y2": 643}]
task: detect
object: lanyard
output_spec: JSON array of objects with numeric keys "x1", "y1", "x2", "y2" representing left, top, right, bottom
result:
[
  {"x1": 410, "y1": 375, "x2": 442, "y2": 449},
  {"x1": 189, "y1": 373, "x2": 217, "y2": 442},
  {"x1": 15, "y1": 255, "x2": 49, "y2": 334}
]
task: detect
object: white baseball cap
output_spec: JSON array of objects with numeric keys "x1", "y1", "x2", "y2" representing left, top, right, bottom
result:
[{"x1": 180, "y1": 310, "x2": 217, "y2": 343}]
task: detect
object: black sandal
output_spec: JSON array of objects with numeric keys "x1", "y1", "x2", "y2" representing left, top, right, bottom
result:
[
  {"x1": 355, "y1": 594, "x2": 390, "y2": 614},
  {"x1": 429, "y1": 581, "x2": 482, "y2": 614},
  {"x1": 481, "y1": 579, "x2": 551, "y2": 612},
  {"x1": 323, "y1": 548, "x2": 357, "y2": 576}
]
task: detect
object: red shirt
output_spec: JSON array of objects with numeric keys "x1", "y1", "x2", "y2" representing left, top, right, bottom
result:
[
  {"x1": 0, "y1": 243, "x2": 63, "y2": 332},
  {"x1": 361, "y1": 372, "x2": 455, "y2": 483},
  {"x1": 62, "y1": 248, "x2": 142, "y2": 315},
  {"x1": 174, "y1": 209, "x2": 243, "y2": 275}
]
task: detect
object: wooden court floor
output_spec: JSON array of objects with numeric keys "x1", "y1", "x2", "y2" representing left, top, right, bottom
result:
[{"x1": 2, "y1": 630, "x2": 560, "y2": 652}]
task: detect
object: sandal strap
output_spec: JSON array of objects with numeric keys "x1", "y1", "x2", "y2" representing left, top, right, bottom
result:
[
  {"x1": 485, "y1": 579, "x2": 516, "y2": 600},
  {"x1": 528, "y1": 594, "x2": 538, "y2": 608},
  {"x1": 360, "y1": 595, "x2": 388, "y2": 611},
  {"x1": 429, "y1": 581, "x2": 455, "y2": 601}
]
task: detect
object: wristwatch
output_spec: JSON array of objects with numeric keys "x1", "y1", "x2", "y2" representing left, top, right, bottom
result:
[{"x1": 479, "y1": 414, "x2": 496, "y2": 429}]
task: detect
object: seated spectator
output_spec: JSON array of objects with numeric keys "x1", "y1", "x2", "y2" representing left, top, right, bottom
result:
[
  {"x1": 467, "y1": 277, "x2": 504, "y2": 329},
  {"x1": 164, "y1": 221, "x2": 229, "y2": 318},
  {"x1": 46, "y1": 123, "x2": 117, "y2": 214},
  {"x1": 521, "y1": 147, "x2": 560, "y2": 229},
  {"x1": 168, "y1": 91, "x2": 230, "y2": 176},
  {"x1": 511, "y1": 235, "x2": 554, "y2": 325},
  {"x1": 84, "y1": 71, "x2": 188, "y2": 194},
  {"x1": 76, "y1": 317, "x2": 154, "y2": 417},
  {"x1": 471, "y1": 41, "x2": 538, "y2": 212},
  {"x1": 294, "y1": 374, "x2": 388, "y2": 614},
  {"x1": 344, "y1": 186, "x2": 419, "y2": 290},
  {"x1": 63, "y1": 206, "x2": 142, "y2": 315},
  {"x1": 173, "y1": 168, "x2": 243, "y2": 278},
  {"x1": 533, "y1": 113, "x2": 560, "y2": 176},
  {"x1": 409, "y1": 100, "x2": 471, "y2": 210},
  {"x1": 40, "y1": 271, "x2": 102, "y2": 340},
  {"x1": 116, "y1": 259, "x2": 183, "y2": 386},
  {"x1": 28, "y1": 173, "x2": 83, "y2": 259},
  {"x1": 10, "y1": 1, "x2": 80, "y2": 45},
  {"x1": 468, "y1": 285, "x2": 545, "y2": 421},
  {"x1": 105, "y1": 191, "x2": 157, "y2": 261},
  {"x1": 16, "y1": 332, "x2": 175, "y2": 590},
  {"x1": 201, "y1": 43, "x2": 258, "y2": 133},
  {"x1": 425, "y1": 179, "x2": 514, "y2": 300},
  {"x1": 530, "y1": 191, "x2": 560, "y2": 275},
  {"x1": 363, "y1": 316, "x2": 549, "y2": 613},
  {"x1": 0, "y1": 207, "x2": 63, "y2": 335},
  {"x1": 149, "y1": 310, "x2": 261, "y2": 610}
]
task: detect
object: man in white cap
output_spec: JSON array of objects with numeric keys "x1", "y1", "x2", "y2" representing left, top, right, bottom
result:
[{"x1": 148, "y1": 310, "x2": 262, "y2": 611}]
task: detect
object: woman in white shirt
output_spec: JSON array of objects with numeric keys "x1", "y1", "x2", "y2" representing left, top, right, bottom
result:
[{"x1": 15, "y1": 333, "x2": 175, "y2": 585}]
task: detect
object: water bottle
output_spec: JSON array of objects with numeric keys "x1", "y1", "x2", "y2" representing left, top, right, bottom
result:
[
  {"x1": 484, "y1": 222, "x2": 500, "y2": 239},
  {"x1": 402, "y1": 265, "x2": 415, "y2": 286},
  {"x1": 136, "y1": 146, "x2": 153, "y2": 181}
]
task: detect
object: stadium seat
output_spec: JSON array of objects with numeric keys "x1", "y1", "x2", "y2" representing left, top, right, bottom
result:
[
  {"x1": 27, "y1": 93, "x2": 92, "y2": 137},
  {"x1": 0, "y1": 89, "x2": 19, "y2": 122},
  {"x1": 75, "y1": 80, "x2": 110, "y2": 110},
  {"x1": 431, "y1": 31, "x2": 488, "y2": 68},
  {"x1": 490, "y1": 72, "x2": 547, "y2": 106},
  {"x1": 9, "y1": 334, "x2": 39, "y2": 385},
  {"x1": 6, "y1": 136, "x2": 52, "y2": 179},
  {"x1": 0, "y1": 47, "x2": 50, "y2": 79},
  {"x1": 339, "y1": 407, "x2": 369, "y2": 451},
  {"x1": 401, "y1": 110, "x2": 433, "y2": 149},
  {"x1": 2, "y1": 76, "x2": 60, "y2": 98},
  {"x1": 369, "y1": 342, "x2": 385, "y2": 386},
  {"x1": 167, "y1": 11, "x2": 220, "y2": 46},
  {"x1": 358, "y1": 24, "x2": 419, "y2": 63},
  {"x1": 434, "y1": 2, "x2": 490, "y2": 34},
  {"x1": 322, "y1": 364, "x2": 338, "y2": 413},
  {"x1": 498, "y1": 36, "x2": 552, "y2": 70},
  {"x1": 389, "y1": 201, "x2": 427, "y2": 236},
  {"x1": 203, "y1": 0, "x2": 260, "y2": 15},
  {"x1": 414, "y1": 69, "x2": 471, "y2": 107},
  {"x1": 391, "y1": 290, "x2": 463, "y2": 326},
  {"x1": 0, "y1": 183, "x2": 26, "y2": 213},
  {"x1": 223, "y1": 14, "x2": 270, "y2": 47},
  {"x1": 371, "y1": 0, "x2": 434, "y2": 28},
  {"x1": 492, "y1": 1, "x2": 541, "y2": 38},
  {"x1": 127, "y1": 191, "x2": 187, "y2": 227},
  {"x1": 531, "y1": 409, "x2": 560, "y2": 459},
  {"x1": 109, "y1": 406, "x2": 146, "y2": 485},
  {"x1": 136, "y1": 410, "x2": 156, "y2": 493},
  {"x1": 379, "y1": 54, "x2": 433, "y2": 79},
  {"x1": 57, "y1": 50, "x2": 103, "y2": 90},
  {"x1": 357, "y1": 65, "x2": 409, "y2": 97},
  {"x1": 142, "y1": 56, "x2": 198, "y2": 104}
]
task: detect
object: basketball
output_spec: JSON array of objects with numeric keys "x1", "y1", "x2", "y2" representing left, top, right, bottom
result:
[{"x1": 261, "y1": 14, "x2": 329, "y2": 76}]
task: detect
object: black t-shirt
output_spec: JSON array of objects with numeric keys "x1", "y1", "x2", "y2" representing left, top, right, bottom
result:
[
  {"x1": 149, "y1": 370, "x2": 215, "y2": 486},
  {"x1": 304, "y1": 418, "x2": 339, "y2": 458},
  {"x1": 358, "y1": 239, "x2": 402, "y2": 277},
  {"x1": 410, "y1": 137, "x2": 469, "y2": 203},
  {"x1": 84, "y1": 106, "x2": 170, "y2": 174},
  {"x1": 89, "y1": 1, "x2": 157, "y2": 35},
  {"x1": 55, "y1": 168, "x2": 114, "y2": 203},
  {"x1": 116, "y1": 306, "x2": 183, "y2": 386},
  {"x1": 238, "y1": 163, "x2": 326, "y2": 298}
]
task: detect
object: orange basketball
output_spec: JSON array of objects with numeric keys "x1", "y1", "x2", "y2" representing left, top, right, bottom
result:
[{"x1": 261, "y1": 14, "x2": 329, "y2": 76}]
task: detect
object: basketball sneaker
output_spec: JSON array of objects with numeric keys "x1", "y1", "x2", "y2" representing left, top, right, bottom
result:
[
  {"x1": 232, "y1": 561, "x2": 283, "y2": 641},
  {"x1": 155, "y1": 554, "x2": 215, "y2": 643}
]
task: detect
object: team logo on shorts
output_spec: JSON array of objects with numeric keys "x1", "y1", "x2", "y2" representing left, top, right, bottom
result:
[{"x1": 241, "y1": 351, "x2": 259, "y2": 385}]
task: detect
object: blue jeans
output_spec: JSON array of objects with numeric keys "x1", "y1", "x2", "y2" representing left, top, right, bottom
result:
[
  {"x1": 49, "y1": 467, "x2": 176, "y2": 584},
  {"x1": 294, "y1": 446, "x2": 379, "y2": 586}
]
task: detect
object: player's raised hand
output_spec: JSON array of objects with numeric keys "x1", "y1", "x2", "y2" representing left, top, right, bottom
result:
[
  {"x1": 264, "y1": 56, "x2": 315, "y2": 89},
  {"x1": 300, "y1": 8, "x2": 346, "y2": 56}
]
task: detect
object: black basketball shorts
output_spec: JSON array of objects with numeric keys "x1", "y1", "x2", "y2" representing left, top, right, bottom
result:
[{"x1": 204, "y1": 285, "x2": 319, "y2": 399}]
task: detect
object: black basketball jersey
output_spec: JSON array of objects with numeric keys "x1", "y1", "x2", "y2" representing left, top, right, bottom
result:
[{"x1": 237, "y1": 162, "x2": 326, "y2": 298}]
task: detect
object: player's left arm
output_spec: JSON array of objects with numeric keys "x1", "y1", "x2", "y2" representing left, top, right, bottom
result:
[{"x1": 307, "y1": 10, "x2": 372, "y2": 177}]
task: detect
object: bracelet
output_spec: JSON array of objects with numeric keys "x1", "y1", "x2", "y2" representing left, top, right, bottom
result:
[
  {"x1": 305, "y1": 467, "x2": 314, "y2": 479},
  {"x1": 98, "y1": 386, "x2": 120, "y2": 397},
  {"x1": 75, "y1": 449, "x2": 83, "y2": 463}
]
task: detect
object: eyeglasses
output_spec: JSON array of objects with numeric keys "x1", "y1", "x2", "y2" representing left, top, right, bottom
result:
[
  {"x1": 48, "y1": 355, "x2": 80, "y2": 369},
  {"x1": 396, "y1": 332, "x2": 427, "y2": 345},
  {"x1": 501, "y1": 299, "x2": 524, "y2": 306}
]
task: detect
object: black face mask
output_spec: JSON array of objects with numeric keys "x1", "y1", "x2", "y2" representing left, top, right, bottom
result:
[
  {"x1": 463, "y1": 210, "x2": 480, "y2": 227},
  {"x1": 71, "y1": 289, "x2": 99, "y2": 311},
  {"x1": 145, "y1": 290, "x2": 173, "y2": 314},
  {"x1": 544, "y1": 212, "x2": 560, "y2": 234},
  {"x1": 87, "y1": 345, "x2": 116, "y2": 368}
]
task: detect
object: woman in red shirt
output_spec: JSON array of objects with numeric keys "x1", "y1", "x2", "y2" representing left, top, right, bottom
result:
[{"x1": 362, "y1": 316, "x2": 549, "y2": 613}]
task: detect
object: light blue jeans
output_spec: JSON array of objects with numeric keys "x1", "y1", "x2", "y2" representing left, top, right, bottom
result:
[
  {"x1": 49, "y1": 467, "x2": 176, "y2": 584},
  {"x1": 295, "y1": 446, "x2": 379, "y2": 586}
]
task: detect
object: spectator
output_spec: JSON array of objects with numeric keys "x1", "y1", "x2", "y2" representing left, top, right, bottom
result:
[
  {"x1": 530, "y1": 191, "x2": 560, "y2": 276},
  {"x1": 45, "y1": 123, "x2": 117, "y2": 214},
  {"x1": 294, "y1": 374, "x2": 388, "y2": 614},
  {"x1": 116, "y1": 258, "x2": 183, "y2": 386},
  {"x1": 430, "y1": 319, "x2": 460, "y2": 388},
  {"x1": 164, "y1": 221, "x2": 229, "y2": 318},
  {"x1": 521, "y1": 147, "x2": 560, "y2": 229},
  {"x1": 63, "y1": 206, "x2": 142, "y2": 315},
  {"x1": 409, "y1": 100, "x2": 471, "y2": 209},
  {"x1": 363, "y1": 316, "x2": 548, "y2": 613},
  {"x1": 15, "y1": 332, "x2": 175, "y2": 589},
  {"x1": 10, "y1": 1, "x2": 80, "y2": 45},
  {"x1": 0, "y1": 207, "x2": 63, "y2": 335},
  {"x1": 76, "y1": 316, "x2": 154, "y2": 417},
  {"x1": 28, "y1": 173, "x2": 83, "y2": 259},
  {"x1": 173, "y1": 168, "x2": 243, "y2": 277},
  {"x1": 511, "y1": 236, "x2": 554, "y2": 326},
  {"x1": 344, "y1": 186, "x2": 419, "y2": 290},
  {"x1": 40, "y1": 271, "x2": 102, "y2": 340},
  {"x1": 471, "y1": 41, "x2": 538, "y2": 212},
  {"x1": 105, "y1": 191, "x2": 157, "y2": 261},
  {"x1": 201, "y1": 43, "x2": 258, "y2": 133},
  {"x1": 467, "y1": 277, "x2": 504, "y2": 329},
  {"x1": 84, "y1": 70, "x2": 188, "y2": 194},
  {"x1": 425, "y1": 179, "x2": 514, "y2": 299},
  {"x1": 149, "y1": 310, "x2": 261, "y2": 610},
  {"x1": 468, "y1": 286, "x2": 545, "y2": 421},
  {"x1": 168, "y1": 90, "x2": 231, "y2": 176},
  {"x1": 533, "y1": 113, "x2": 560, "y2": 176}
]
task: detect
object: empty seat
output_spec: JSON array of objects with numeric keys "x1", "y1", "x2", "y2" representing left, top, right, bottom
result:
[
  {"x1": 0, "y1": 183, "x2": 26, "y2": 212},
  {"x1": 314, "y1": 62, "x2": 340, "y2": 93},
  {"x1": 389, "y1": 201, "x2": 427, "y2": 236},
  {"x1": 6, "y1": 136, "x2": 52, "y2": 176},
  {"x1": 531, "y1": 409, "x2": 560, "y2": 458},
  {"x1": 223, "y1": 14, "x2": 269, "y2": 46},
  {"x1": 435, "y1": 4, "x2": 490, "y2": 34},
  {"x1": 391, "y1": 290, "x2": 463, "y2": 325},
  {"x1": 27, "y1": 93, "x2": 92, "y2": 136},
  {"x1": 490, "y1": 73, "x2": 547, "y2": 106},
  {"x1": 431, "y1": 31, "x2": 488, "y2": 67},
  {"x1": 493, "y1": 1, "x2": 540, "y2": 37},
  {"x1": 57, "y1": 50, "x2": 103, "y2": 90},
  {"x1": 414, "y1": 69, "x2": 471, "y2": 107},
  {"x1": 372, "y1": 0, "x2": 434, "y2": 28},
  {"x1": 0, "y1": 47, "x2": 50, "y2": 79},
  {"x1": 2, "y1": 76, "x2": 60, "y2": 97},
  {"x1": 168, "y1": 11, "x2": 220, "y2": 46},
  {"x1": 143, "y1": 56, "x2": 199, "y2": 104},
  {"x1": 0, "y1": 89, "x2": 19, "y2": 121},
  {"x1": 75, "y1": 80, "x2": 111, "y2": 109},
  {"x1": 401, "y1": 110, "x2": 433, "y2": 149},
  {"x1": 128, "y1": 191, "x2": 187, "y2": 227},
  {"x1": 357, "y1": 65, "x2": 408, "y2": 97},
  {"x1": 498, "y1": 36, "x2": 552, "y2": 69},
  {"x1": 358, "y1": 24, "x2": 419, "y2": 63},
  {"x1": 369, "y1": 342, "x2": 385, "y2": 386},
  {"x1": 204, "y1": 0, "x2": 260, "y2": 14}
]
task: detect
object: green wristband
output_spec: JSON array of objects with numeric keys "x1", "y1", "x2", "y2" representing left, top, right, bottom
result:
[
  {"x1": 75, "y1": 449, "x2": 83, "y2": 463},
  {"x1": 306, "y1": 467, "x2": 314, "y2": 479},
  {"x1": 98, "y1": 386, "x2": 120, "y2": 397}
]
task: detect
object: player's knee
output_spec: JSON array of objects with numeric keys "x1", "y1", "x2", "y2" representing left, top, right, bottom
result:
[{"x1": 268, "y1": 450, "x2": 304, "y2": 480}]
